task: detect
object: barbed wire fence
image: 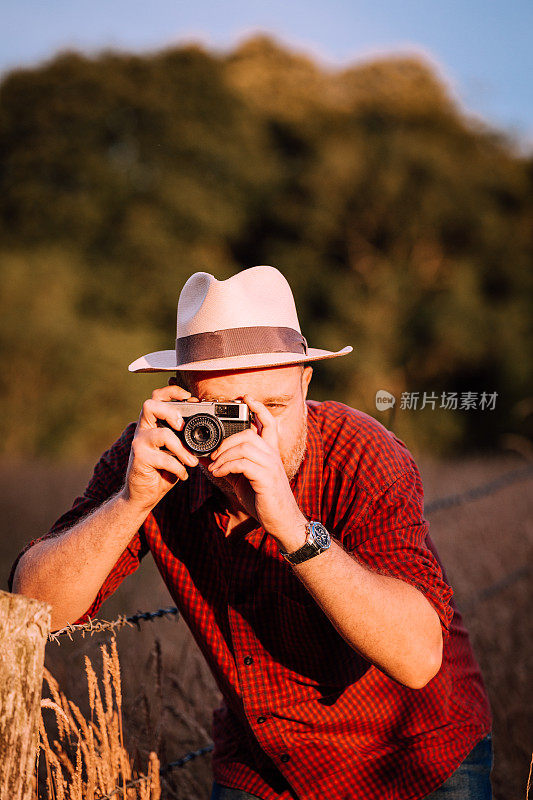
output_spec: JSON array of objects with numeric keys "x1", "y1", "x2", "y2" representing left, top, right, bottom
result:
[
  {"x1": 423, "y1": 463, "x2": 533, "y2": 514},
  {"x1": 44, "y1": 463, "x2": 533, "y2": 794}
]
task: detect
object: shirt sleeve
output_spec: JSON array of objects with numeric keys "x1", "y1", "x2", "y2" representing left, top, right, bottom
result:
[
  {"x1": 8, "y1": 422, "x2": 150, "y2": 625},
  {"x1": 341, "y1": 468, "x2": 454, "y2": 640}
]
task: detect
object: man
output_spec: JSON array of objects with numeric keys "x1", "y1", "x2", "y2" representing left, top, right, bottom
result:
[{"x1": 11, "y1": 266, "x2": 492, "y2": 799}]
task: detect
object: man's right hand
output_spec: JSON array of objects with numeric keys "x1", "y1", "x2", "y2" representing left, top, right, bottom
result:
[
  {"x1": 120, "y1": 383, "x2": 200, "y2": 513},
  {"x1": 12, "y1": 380, "x2": 201, "y2": 631}
]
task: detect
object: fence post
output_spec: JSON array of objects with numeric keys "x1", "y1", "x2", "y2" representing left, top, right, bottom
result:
[{"x1": 0, "y1": 590, "x2": 51, "y2": 800}]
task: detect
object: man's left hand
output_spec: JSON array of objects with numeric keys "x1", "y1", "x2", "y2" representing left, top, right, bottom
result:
[{"x1": 207, "y1": 394, "x2": 306, "y2": 545}]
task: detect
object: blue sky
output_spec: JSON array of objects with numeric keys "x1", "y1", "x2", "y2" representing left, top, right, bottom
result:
[{"x1": 2, "y1": 0, "x2": 532, "y2": 149}]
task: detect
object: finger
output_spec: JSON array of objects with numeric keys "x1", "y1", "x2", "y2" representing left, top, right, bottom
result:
[
  {"x1": 210, "y1": 457, "x2": 263, "y2": 482},
  {"x1": 139, "y1": 398, "x2": 187, "y2": 433},
  {"x1": 151, "y1": 384, "x2": 193, "y2": 402},
  {"x1": 150, "y1": 450, "x2": 190, "y2": 481},
  {"x1": 209, "y1": 441, "x2": 270, "y2": 472},
  {"x1": 142, "y1": 426, "x2": 199, "y2": 467},
  {"x1": 167, "y1": 378, "x2": 201, "y2": 402},
  {"x1": 130, "y1": 435, "x2": 190, "y2": 481},
  {"x1": 210, "y1": 428, "x2": 270, "y2": 460},
  {"x1": 243, "y1": 395, "x2": 279, "y2": 450}
]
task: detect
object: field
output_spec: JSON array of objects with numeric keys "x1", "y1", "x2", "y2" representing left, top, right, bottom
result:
[{"x1": 1, "y1": 453, "x2": 531, "y2": 800}]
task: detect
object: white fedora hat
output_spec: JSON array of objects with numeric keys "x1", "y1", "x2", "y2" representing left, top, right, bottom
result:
[{"x1": 128, "y1": 265, "x2": 352, "y2": 373}]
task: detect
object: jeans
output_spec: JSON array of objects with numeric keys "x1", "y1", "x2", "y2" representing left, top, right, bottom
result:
[
  {"x1": 423, "y1": 733, "x2": 493, "y2": 799},
  {"x1": 210, "y1": 733, "x2": 493, "y2": 800}
]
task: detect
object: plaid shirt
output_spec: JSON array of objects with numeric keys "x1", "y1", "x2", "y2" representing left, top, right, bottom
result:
[{"x1": 10, "y1": 401, "x2": 491, "y2": 800}]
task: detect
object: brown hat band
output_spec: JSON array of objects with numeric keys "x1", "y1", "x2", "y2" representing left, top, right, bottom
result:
[{"x1": 176, "y1": 326, "x2": 308, "y2": 364}]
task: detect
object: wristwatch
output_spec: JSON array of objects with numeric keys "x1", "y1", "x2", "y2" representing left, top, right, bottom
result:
[{"x1": 280, "y1": 521, "x2": 331, "y2": 565}]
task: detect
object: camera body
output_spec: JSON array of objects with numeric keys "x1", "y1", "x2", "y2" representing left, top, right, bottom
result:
[{"x1": 162, "y1": 400, "x2": 252, "y2": 455}]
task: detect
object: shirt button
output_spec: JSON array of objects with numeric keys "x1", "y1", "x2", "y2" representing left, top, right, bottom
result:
[
  {"x1": 280, "y1": 754, "x2": 291, "y2": 763},
  {"x1": 256, "y1": 716, "x2": 267, "y2": 724},
  {"x1": 243, "y1": 656, "x2": 254, "y2": 666}
]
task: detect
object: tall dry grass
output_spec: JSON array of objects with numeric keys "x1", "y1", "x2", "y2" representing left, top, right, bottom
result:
[{"x1": 37, "y1": 637, "x2": 160, "y2": 800}]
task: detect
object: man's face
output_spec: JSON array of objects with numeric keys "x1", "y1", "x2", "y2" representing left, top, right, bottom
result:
[{"x1": 174, "y1": 365, "x2": 313, "y2": 497}]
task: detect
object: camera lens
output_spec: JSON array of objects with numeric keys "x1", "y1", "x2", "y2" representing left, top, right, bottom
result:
[
  {"x1": 192, "y1": 425, "x2": 211, "y2": 445},
  {"x1": 183, "y1": 414, "x2": 223, "y2": 454}
]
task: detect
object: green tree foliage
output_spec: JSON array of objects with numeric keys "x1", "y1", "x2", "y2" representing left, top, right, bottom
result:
[{"x1": 0, "y1": 36, "x2": 531, "y2": 458}]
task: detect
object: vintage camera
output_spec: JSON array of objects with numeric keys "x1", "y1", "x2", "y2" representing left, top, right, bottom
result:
[{"x1": 161, "y1": 400, "x2": 253, "y2": 455}]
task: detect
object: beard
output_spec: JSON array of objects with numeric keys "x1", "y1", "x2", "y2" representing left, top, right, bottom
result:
[
  {"x1": 282, "y1": 413, "x2": 308, "y2": 483},
  {"x1": 199, "y1": 413, "x2": 308, "y2": 500}
]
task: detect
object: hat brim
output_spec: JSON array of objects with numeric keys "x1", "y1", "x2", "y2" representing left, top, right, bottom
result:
[{"x1": 128, "y1": 346, "x2": 353, "y2": 373}]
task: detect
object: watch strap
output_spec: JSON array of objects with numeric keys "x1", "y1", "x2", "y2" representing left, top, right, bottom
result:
[
  {"x1": 282, "y1": 540, "x2": 321, "y2": 565},
  {"x1": 280, "y1": 521, "x2": 331, "y2": 565}
]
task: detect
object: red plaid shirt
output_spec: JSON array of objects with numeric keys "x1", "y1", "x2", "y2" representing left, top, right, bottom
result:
[{"x1": 10, "y1": 401, "x2": 491, "y2": 800}]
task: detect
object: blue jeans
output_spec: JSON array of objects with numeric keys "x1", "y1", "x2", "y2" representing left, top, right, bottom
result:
[
  {"x1": 423, "y1": 733, "x2": 493, "y2": 799},
  {"x1": 210, "y1": 733, "x2": 493, "y2": 799}
]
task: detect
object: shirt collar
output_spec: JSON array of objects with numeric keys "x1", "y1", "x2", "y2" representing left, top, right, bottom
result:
[{"x1": 187, "y1": 403, "x2": 324, "y2": 520}]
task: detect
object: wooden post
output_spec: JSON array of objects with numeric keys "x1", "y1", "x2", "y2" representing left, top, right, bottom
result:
[{"x1": 0, "y1": 590, "x2": 51, "y2": 800}]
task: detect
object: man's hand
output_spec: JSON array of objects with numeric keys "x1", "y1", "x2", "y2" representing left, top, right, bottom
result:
[
  {"x1": 121, "y1": 384, "x2": 200, "y2": 513},
  {"x1": 12, "y1": 383, "x2": 202, "y2": 630},
  {"x1": 207, "y1": 394, "x2": 307, "y2": 545}
]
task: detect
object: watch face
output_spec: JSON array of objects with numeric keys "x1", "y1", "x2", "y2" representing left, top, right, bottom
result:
[{"x1": 311, "y1": 522, "x2": 330, "y2": 549}]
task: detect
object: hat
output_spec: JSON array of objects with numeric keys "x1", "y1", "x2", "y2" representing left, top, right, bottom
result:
[{"x1": 128, "y1": 265, "x2": 352, "y2": 373}]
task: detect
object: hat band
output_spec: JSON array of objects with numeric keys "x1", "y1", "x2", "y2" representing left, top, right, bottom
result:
[{"x1": 176, "y1": 326, "x2": 308, "y2": 364}]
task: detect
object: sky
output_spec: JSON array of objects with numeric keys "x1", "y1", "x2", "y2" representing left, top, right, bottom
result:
[{"x1": 2, "y1": 0, "x2": 532, "y2": 150}]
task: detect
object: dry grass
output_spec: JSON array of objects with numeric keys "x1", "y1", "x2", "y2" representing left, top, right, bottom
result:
[
  {"x1": 1, "y1": 454, "x2": 532, "y2": 799},
  {"x1": 37, "y1": 638, "x2": 160, "y2": 800}
]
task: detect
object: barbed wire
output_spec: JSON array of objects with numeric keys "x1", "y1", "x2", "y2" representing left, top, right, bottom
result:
[
  {"x1": 48, "y1": 463, "x2": 533, "y2": 644},
  {"x1": 94, "y1": 774, "x2": 150, "y2": 800},
  {"x1": 460, "y1": 564, "x2": 531, "y2": 614},
  {"x1": 48, "y1": 606, "x2": 180, "y2": 644},
  {"x1": 159, "y1": 743, "x2": 215, "y2": 774},
  {"x1": 91, "y1": 744, "x2": 216, "y2": 799},
  {"x1": 424, "y1": 463, "x2": 533, "y2": 514}
]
